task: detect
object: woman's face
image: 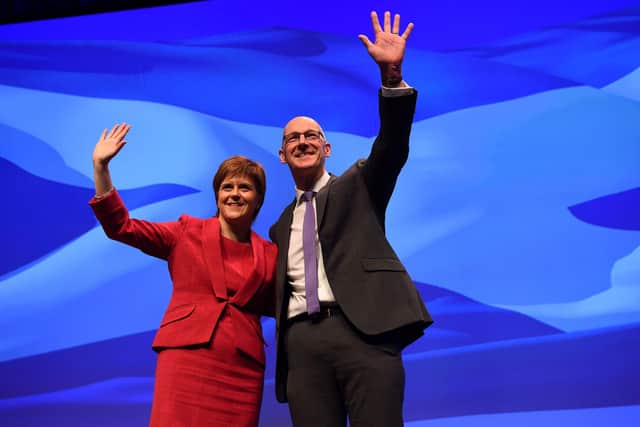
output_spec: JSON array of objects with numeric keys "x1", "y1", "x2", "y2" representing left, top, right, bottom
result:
[{"x1": 216, "y1": 174, "x2": 260, "y2": 225}]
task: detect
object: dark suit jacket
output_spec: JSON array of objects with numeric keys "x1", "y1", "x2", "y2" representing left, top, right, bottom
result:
[
  {"x1": 269, "y1": 91, "x2": 433, "y2": 402},
  {"x1": 90, "y1": 189, "x2": 277, "y2": 367}
]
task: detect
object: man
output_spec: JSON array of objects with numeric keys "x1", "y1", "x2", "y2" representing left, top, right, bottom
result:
[{"x1": 269, "y1": 10, "x2": 432, "y2": 427}]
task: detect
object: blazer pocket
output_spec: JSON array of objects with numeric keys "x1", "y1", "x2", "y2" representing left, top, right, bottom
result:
[
  {"x1": 160, "y1": 304, "x2": 196, "y2": 327},
  {"x1": 361, "y1": 258, "x2": 406, "y2": 272}
]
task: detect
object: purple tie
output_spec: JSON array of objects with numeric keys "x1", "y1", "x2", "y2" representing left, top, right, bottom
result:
[{"x1": 301, "y1": 191, "x2": 320, "y2": 315}]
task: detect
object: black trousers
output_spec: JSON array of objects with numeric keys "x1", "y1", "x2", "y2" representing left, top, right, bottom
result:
[{"x1": 285, "y1": 311, "x2": 405, "y2": 427}]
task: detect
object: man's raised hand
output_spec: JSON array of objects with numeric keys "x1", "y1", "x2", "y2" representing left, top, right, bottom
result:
[{"x1": 358, "y1": 11, "x2": 414, "y2": 87}]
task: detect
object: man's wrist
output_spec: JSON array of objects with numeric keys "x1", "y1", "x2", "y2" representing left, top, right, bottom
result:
[{"x1": 380, "y1": 63, "x2": 403, "y2": 88}]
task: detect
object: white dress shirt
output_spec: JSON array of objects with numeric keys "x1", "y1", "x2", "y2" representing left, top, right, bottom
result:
[{"x1": 287, "y1": 172, "x2": 335, "y2": 318}]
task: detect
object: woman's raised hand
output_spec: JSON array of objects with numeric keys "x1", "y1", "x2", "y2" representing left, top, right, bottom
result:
[{"x1": 93, "y1": 123, "x2": 131, "y2": 167}]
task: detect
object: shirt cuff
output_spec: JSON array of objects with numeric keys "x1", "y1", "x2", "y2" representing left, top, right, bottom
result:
[{"x1": 381, "y1": 81, "x2": 414, "y2": 97}]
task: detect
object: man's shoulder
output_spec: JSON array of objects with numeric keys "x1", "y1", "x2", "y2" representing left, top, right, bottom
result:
[
  {"x1": 336, "y1": 159, "x2": 367, "y2": 180},
  {"x1": 269, "y1": 200, "x2": 296, "y2": 238}
]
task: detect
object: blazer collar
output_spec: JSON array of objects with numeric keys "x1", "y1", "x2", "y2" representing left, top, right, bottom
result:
[{"x1": 273, "y1": 200, "x2": 295, "y2": 321}]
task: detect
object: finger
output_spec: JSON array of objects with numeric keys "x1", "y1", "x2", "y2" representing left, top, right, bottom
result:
[
  {"x1": 370, "y1": 11, "x2": 382, "y2": 34},
  {"x1": 115, "y1": 123, "x2": 130, "y2": 140},
  {"x1": 393, "y1": 14, "x2": 400, "y2": 34},
  {"x1": 401, "y1": 22, "x2": 414, "y2": 40},
  {"x1": 113, "y1": 123, "x2": 124, "y2": 139},
  {"x1": 357, "y1": 34, "x2": 374, "y2": 50},
  {"x1": 99, "y1": 128, "x2": 107, "y2": 141},
  {"x1": 108, "y1": 124, "x2": 120, "y2": 138},
  {"x1": 384, "y1": 11, "x2": 391, "y2": 32}
]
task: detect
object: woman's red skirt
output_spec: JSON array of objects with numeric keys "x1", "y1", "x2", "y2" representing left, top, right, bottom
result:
[{"x1": 149, "y1": 315, "x2": 264, "y2": 427}]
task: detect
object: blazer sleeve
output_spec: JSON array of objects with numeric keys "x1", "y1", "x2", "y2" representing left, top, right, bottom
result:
[
  {"x1": 89, "y1": 189, "x2": 183, "y2": 260},
  {"x1": 361, "y1": 90, "x2": 418, "y2": 217}
]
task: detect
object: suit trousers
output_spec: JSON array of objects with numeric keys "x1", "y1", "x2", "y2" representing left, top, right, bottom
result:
[{"x1": 285, "y1": 310, "x2": 405, "y2": 427}]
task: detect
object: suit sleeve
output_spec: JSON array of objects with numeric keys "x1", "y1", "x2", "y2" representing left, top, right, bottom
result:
[
  {"x1": 361, "y1": 90, "x2": 418, "y2": 218},
  {"x1": 89, "y1": 189, "x2": 183, "y2": 260}
]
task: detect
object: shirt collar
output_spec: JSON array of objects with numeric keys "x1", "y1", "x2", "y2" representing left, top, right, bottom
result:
[{"x1": 295, "y1": 171, "x2": 331, "y2": 202}]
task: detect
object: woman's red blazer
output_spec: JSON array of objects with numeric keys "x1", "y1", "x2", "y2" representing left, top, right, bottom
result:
[{"x1": 89, "y1": 189, "x2": 277, "y2": 366}]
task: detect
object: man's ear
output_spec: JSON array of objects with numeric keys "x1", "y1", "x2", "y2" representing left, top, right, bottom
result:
[
  {"x1": 279, "y1": 148, "x2": 287, "y2": 164},
  {"x1": 323, "y1": 141, "x2": 331, "y2": 157}
]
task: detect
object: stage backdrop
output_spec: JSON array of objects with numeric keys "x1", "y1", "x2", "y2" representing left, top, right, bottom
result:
[{"x1": 1, "y1": 1, "x2": 639, "y2": 426}]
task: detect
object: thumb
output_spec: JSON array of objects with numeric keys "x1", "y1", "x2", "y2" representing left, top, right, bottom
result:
[
  {"x1": 357, "y1": 34, "x2": 373, "y2": 49},
  {"x1": 113, "y1": 140, "x2": 127, "y2": 156}
]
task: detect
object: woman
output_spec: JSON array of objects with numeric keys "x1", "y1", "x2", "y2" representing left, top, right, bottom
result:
[{"x1": 89, "y1": 123, "x2": 276, "y2": 427}]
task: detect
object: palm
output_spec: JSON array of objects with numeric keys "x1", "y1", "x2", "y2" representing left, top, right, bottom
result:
[
  {"x1": 93, "y1": 123, "x2": 130, "y2": 165},
  {"x1": 366, "y1": 32, "x2": 406, "y2": 65}
]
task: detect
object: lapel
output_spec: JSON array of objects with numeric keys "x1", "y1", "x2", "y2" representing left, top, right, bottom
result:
[
  {"x1": 274, "y1": 200, "x2": 295, "y2": 278},
  {"x1": 274, "y1": 200, "x2": 296, "y2": 320},
  {"x1": 203, "y1": 217, "x2": 228, "y2": 300},
  {"x1": 232, "y1": 230, "x2": 266, "y2": 307},
  {"x1": 202, "y1": 217, "x2": 265, "y2": 306},
  {"x1": 315, "y1": 174, "x2": 337, "y2": 229}
]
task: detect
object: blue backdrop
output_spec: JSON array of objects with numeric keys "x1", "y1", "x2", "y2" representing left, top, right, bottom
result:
[{"x1": 0, "y1": 1, "x2": 639, "y2": 425}]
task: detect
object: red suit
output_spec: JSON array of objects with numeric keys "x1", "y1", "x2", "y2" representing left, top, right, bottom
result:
[{"x1": 90, "y1": 189, "x2": 276, "y2": 427}]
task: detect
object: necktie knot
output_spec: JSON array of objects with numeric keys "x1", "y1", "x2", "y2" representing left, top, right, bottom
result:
[{"x1": 301, "y1": 191, "x2": 316, "y2": 203}]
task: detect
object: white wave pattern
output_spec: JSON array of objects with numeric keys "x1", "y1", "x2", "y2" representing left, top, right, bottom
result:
[
  {"x1": 603, "y1": 66, "x2": 640, "y2": 102},
  {"x1": 0, "y1": 73, "x2": 639, "y2": 362}
]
